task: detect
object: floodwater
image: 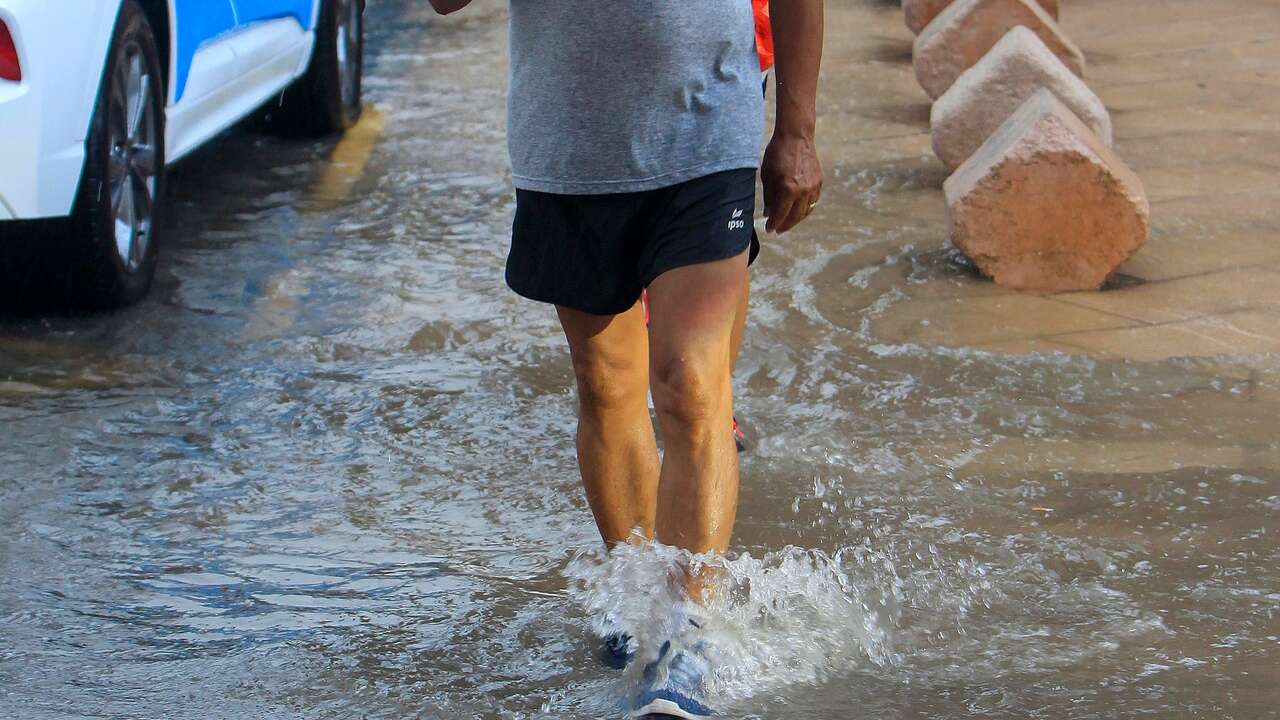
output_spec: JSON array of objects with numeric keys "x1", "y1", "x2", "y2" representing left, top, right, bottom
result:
[{"x1": 2, "y1": 1, "x2": 1277, "y2": 718}]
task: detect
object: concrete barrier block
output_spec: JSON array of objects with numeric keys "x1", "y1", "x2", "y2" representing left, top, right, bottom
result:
[
  {"x1": 944, "y1": 89, "x2": 1149, "y2": 291},
  {"x1": 913, "y1": 0, "x2": 1084, "y2": 99},
  {"x1": 905, "y1": 0, "x2": 957, "y2": 34},
  {"x1": 932, "y1": 27, "x2": 1110, "y2": 170},
  {"x1": 905, "y1": 0, "x2": 1058, "y2": 35}
]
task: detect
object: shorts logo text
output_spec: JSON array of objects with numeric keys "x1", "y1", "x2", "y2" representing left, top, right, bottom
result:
[{"x1": 727, "y1": 207, "x2": 746, "y2": 231}]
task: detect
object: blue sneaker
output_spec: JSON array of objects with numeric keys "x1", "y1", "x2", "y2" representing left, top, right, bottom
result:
[
  {"x1": 630, "y1": 640, "x2": 714, "y2": 719},
  {"x1": 600, "y1": 631, "x2": 635, "y2": 670}
]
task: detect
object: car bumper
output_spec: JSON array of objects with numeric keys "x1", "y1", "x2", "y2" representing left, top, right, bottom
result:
[
  {"x1": 0, "y1": 78, "x2": 81, "y2": 221},
  {"x1": 0, "y1": 2, "x2": 118, "y2": 222}
]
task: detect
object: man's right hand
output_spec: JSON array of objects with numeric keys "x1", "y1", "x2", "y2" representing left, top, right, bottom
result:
[{"x1": 428, "y1": 0, "x2": 472, "y2": 15}]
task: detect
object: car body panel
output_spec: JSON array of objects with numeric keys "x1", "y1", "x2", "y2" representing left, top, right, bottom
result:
[
  {"x1": 167, "y1": 16, "x2": 312, "y2": 162},
  {"x1": 0, "y1": 0, "x2": 119, "y2": 219},
  {"x1": 231, "y1": 0, "x2": 316, "y2": 30},
  {"x1": 172, "y1": 0, "x2": 236, "y2": 104},
  {"x1": 0, "y1": 0, "x2": 326, "y2": 220}
]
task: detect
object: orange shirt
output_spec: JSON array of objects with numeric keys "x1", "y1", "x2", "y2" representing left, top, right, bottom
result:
[{"x1": 754, "y1": 0, "x2": 775, "y2": 71}]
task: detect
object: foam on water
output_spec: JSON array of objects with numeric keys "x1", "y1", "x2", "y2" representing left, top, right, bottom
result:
[{"x1": 563, "y1": 536, "x2": 997, "y2": 706}]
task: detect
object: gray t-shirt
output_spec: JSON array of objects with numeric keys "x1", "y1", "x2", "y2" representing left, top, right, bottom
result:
[{"x1": 507, "y1": 0, "x2": 765, "y2": 194}]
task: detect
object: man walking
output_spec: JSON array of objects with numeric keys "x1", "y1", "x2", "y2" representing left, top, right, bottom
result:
[{"x1": 428, "y1": 1, "x2": 823, "y2": 716}]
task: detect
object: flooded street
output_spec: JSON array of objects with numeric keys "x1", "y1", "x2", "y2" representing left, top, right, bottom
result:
[{"x1": 2, "y1": 0, "x2": 1278, "y2": 717}]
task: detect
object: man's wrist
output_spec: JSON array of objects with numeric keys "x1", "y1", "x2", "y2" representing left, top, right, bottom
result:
[
  {"x1": 773, "y1": 118, "x2": 817, "y2": 142},
  {"x1": 774, "y1": 89, "x2": 817, "y2": 141}
]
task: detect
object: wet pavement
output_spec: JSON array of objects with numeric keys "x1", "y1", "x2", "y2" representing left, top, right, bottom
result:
[
  {"x1": 1, "y1": 0, "x2": 1277, "y2": 718},
  {"x1": 855, "y1": 0, "x2": 1280, "y2": 359}
]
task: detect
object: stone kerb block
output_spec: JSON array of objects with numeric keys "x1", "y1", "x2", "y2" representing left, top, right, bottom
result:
[
  {"x1": 931, "y1": 27, "x2": 1111, "y2": 171},
  {"x1": 905, "y1": 0, "x2": 1058, "y2": 35},
  {"x1": 913, "y1": 0, "x2": 1084, "y2": 99},
  {"x1": 944, "y1": 89, "x2": 1149, "y2": 291}
]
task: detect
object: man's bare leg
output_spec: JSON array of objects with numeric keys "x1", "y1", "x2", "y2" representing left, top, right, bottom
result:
[
  {"x1": 557, "y1": 300, "x2": 660, "y2": 546},
  {"x1": 728, "y1": 276, "x2": 751, "y2": 451},
  {"x1": 729, "y1": 277, "x2": 749, "y2": 375},
  {"x1": 646, "y1": 252, "x2": 749, "y2": 600}
]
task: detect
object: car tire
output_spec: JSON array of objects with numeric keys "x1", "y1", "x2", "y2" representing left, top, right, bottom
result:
[
  {"x1": 264, "y1": 0, "x2": 364, "y2": 136},
  {"x1": 64, "y1": 0, "x2": 167, "y2": 309}
]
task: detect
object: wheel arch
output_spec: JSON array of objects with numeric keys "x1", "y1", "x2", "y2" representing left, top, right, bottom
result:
[{"x1": 134, "y1": 0, "x2": 174, "y2": 103}]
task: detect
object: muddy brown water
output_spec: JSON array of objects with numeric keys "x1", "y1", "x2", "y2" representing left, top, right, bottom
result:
[{"x1": 1, "y1": 1, "x2": 1277, "y2": 718}]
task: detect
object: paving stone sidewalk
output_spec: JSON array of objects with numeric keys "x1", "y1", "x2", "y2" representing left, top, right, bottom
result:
[{"x1": 822, "y1": 0, "x2": 1280, "y2": 361}]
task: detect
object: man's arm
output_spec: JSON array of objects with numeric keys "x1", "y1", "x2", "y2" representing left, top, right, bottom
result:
[
  {"x1": 428, "y1": 0, "x2": 472, "y2": 14},
  {"x1": 763, "y1": 0, "x2": 824, "y2": 234}
]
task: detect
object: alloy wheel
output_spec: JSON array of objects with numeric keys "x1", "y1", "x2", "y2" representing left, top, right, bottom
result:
[{"x1": 106, "y1": 42, "x2": 158, "y2": 274}]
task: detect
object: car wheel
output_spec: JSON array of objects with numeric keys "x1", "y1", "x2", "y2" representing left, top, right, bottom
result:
[
  {"x1": 67, "y1": 0, "x2": 166, "y2": 309},
  {"x1": 265, "y1": 0, "x2": 364, "y2": 136}
]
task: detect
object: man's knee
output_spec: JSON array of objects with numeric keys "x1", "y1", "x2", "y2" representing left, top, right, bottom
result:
[
  {"x1": 650, "y1": 355, "x2": 725, "y2": 427},
  {"x1": 570, "y1": 351, "x2": 647, "y2": 413}
]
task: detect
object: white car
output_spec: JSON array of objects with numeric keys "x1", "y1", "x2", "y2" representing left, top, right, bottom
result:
[{"x1": 0, "y1": 0, "x2": 365, "y2": 308}]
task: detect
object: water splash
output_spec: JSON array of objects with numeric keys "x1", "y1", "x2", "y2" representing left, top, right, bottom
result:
[{"x1": 563, "y1": 537, "x2": 996, "y2": 705}]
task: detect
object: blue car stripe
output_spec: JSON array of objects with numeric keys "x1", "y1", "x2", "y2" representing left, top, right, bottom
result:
[
  {"x1": 172, "y1": 0, "x2": 317, "y2": 104},
  {"x1": 230, "y1": 0, "x2": 315, "y2": 31},
  {"x1": 172, "y1": 0, "x2": 237, "y2": 103}
]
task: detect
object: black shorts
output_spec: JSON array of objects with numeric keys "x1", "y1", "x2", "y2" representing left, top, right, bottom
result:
[{"x1": 506, "y1": 168, "x2": 761, "y2": 316}]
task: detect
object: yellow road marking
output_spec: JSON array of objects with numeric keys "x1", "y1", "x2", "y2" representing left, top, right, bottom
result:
[
  {"x1": 308, "y1": 104, "x2": 387, "y2": 208},
  {"x1": 241, "y1": 105, "x2": 387, "y2": 342},
  {"x1": 241, "y1": 269, "x2": 305, "y2": 343}
]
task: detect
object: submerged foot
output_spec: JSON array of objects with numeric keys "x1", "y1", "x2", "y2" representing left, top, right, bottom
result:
[{"x1": 631, "y1": 639, "x2": 714, "y2": 719}]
